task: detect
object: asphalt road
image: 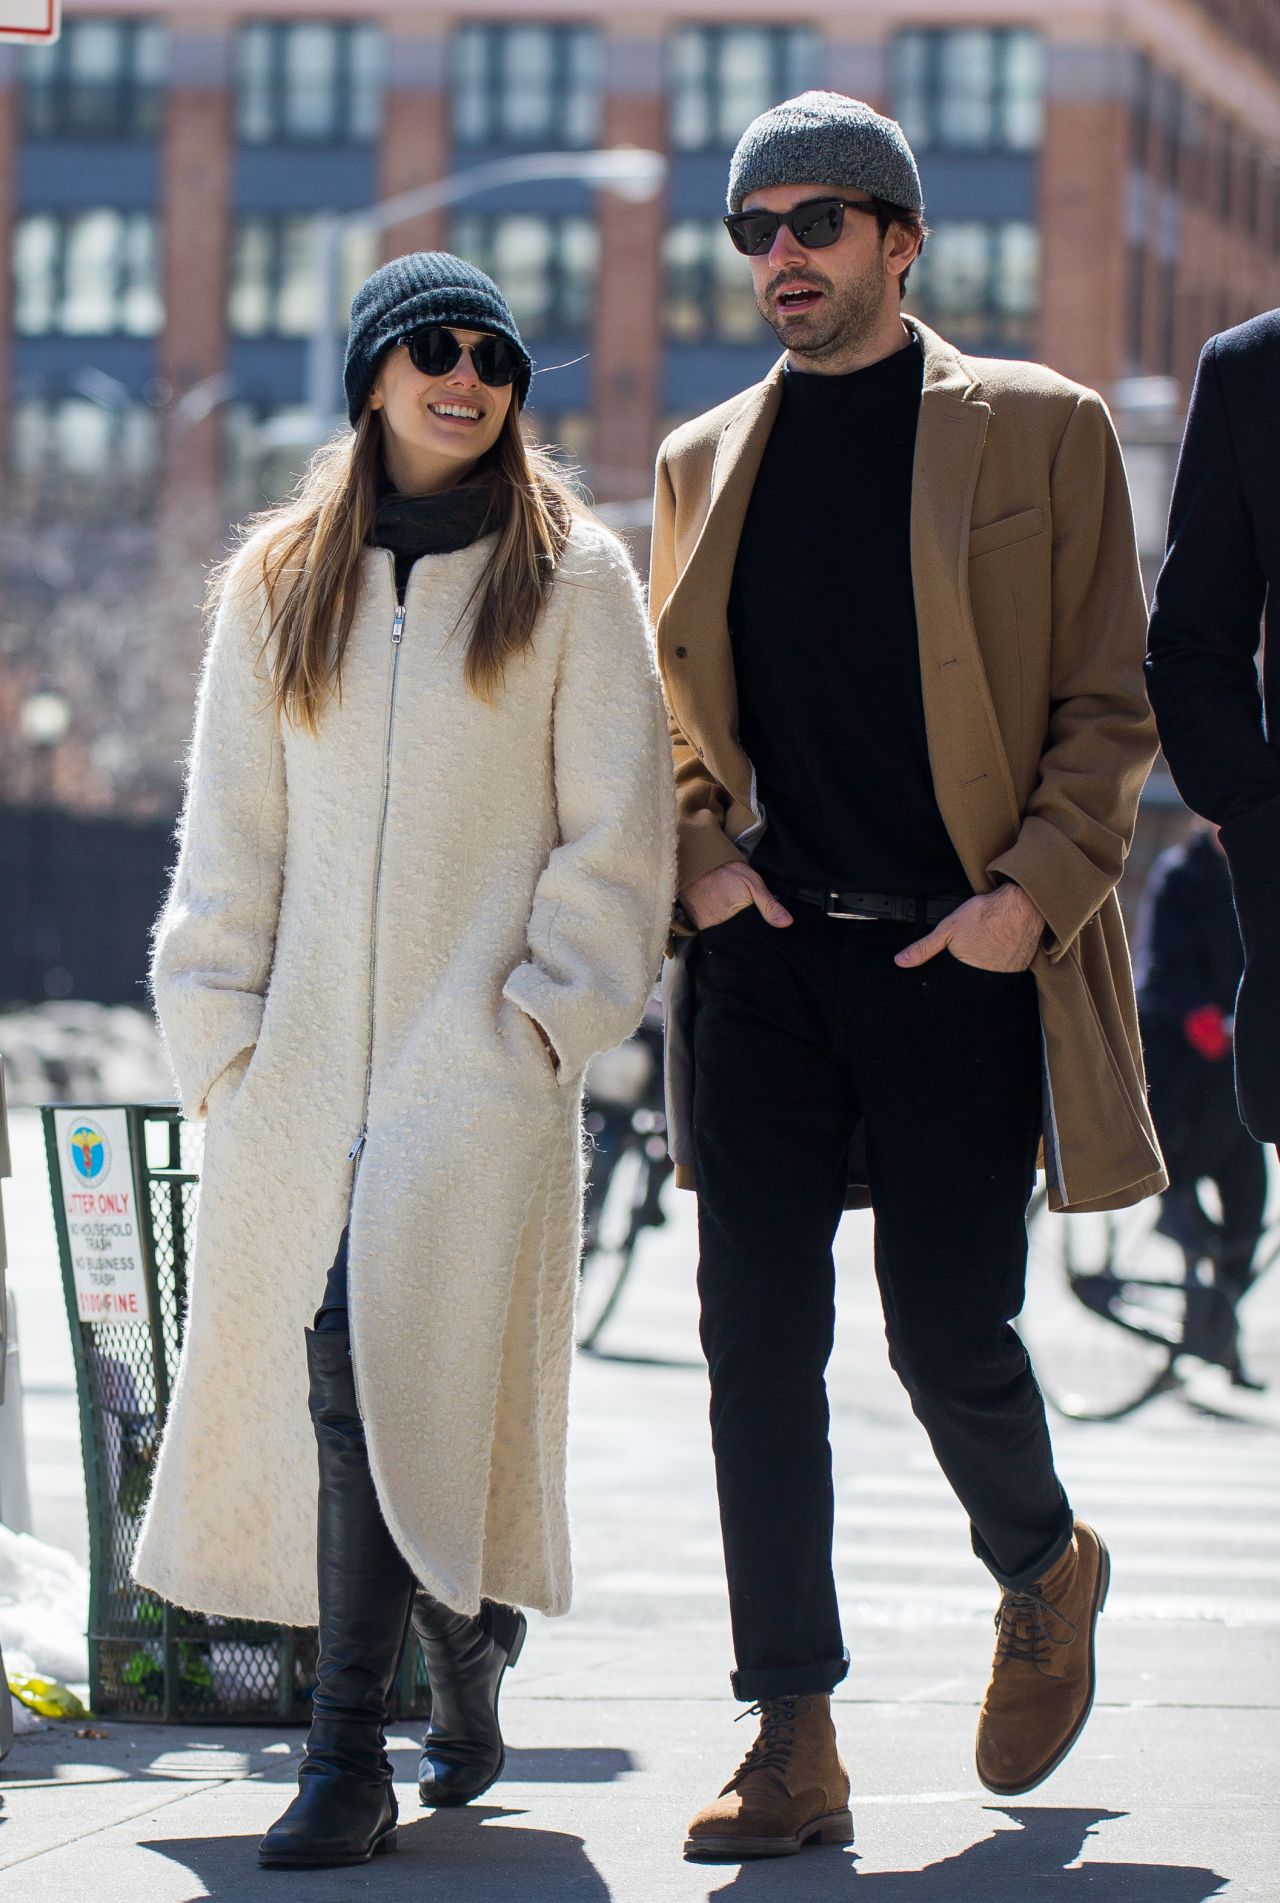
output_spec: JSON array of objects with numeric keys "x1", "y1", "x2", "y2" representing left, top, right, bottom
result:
[{"x1": 2, "y1": 1106, "x2": 1278, "y2": 1900}]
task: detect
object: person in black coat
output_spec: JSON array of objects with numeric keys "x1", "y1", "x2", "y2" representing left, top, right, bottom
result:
[
  {"x1": 1136, "y1": 828, "x2": 1267, "y2": 1384},
  {"x1": 1146, "y1": 309, "x2": 1280, "y2": 1144}
]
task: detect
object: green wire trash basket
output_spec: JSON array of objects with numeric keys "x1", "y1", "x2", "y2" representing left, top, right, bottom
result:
[{"x1": 43, "y1": 1102, "x2": 428, "y2": 1724}]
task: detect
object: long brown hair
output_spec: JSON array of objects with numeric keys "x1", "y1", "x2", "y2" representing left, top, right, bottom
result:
[{"x1": 217, "y1": 400, "x2": 577, "y2": 733}]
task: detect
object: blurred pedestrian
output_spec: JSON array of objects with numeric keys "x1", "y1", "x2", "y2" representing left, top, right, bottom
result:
[
  {"x1": 651, "y1": 92, "x2": 1163, "y2": 1858},
  {"x1": 1146, "y1": 310, "x2": 1280, "y2": 1145},
  {"x1": 133, "y1": 253, "x2": 674, "y2": 1869},
  {"x1": 1137, "y1": 826, "x2": 1268, "y2": 1387}
]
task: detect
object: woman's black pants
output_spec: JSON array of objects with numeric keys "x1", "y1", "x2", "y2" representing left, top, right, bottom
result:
[
  {"x1": 316, "y1": 1227, "x2": 351, "y2": 1332},
  {"x1": 690, "y1": 903, "x2": 1073, "y2": 1702}
]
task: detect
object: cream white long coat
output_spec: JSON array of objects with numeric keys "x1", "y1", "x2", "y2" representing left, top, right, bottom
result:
[{"x1": 132, "y1": 517, "x2": 675, "y2": 1626}]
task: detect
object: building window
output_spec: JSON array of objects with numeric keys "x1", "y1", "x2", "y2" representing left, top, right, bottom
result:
[
  {"x1": 228, "y1": 217, "x2": 377, "y2": 337},
  {"x1": 22, "y1": 17, "x2": 166, "y2": 139},
  {"x1": 13, "y1": 211, "x2": 163, "y2": 336},
  {"x1": 671, "y1": 26, "x2": 818, "y2": 152},
  {"x1": 907, "y1": 221, "x2": 1038, "y2": 349},
  {"x1": 450, "y1": 215, "x2": 598, "y2": 336},
  {"x1": 236, "y1": 21, "x2": 384, "y2": 144},
  {"x1": 452, "y1": 26, "x2": 601, "y2": 149},
  {"x1": 664, "y1": 220, "x2": 765, "y2": 343},
  {"x1": 10, "y1": 397, "x2": 161, "y2": 512},
  {"x1": 893, "y1": 29, "x2": 1044, "y2": 154}
]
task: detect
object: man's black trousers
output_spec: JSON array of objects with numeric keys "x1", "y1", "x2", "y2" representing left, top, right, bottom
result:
[{"x1": 690, "y1": 903, "x2": 1074, "y2": 1701}]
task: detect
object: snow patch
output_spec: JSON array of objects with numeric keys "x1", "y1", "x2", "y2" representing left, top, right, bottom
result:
[{"x1": 0, "y1": 1523, "x2": 89, "y2": 1685}]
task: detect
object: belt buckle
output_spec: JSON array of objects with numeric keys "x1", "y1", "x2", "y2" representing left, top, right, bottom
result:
[{"x1": 826, "y1": 890, "x2": 879, "y2": 922}]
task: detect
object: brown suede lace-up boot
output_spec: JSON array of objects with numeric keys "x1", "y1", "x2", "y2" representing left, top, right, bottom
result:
[
  {"x1": 976, "y1": 1519, "x2": 1110, "y2": 1796},
  {"x1": 683, "y1": 1694, "x2": 853, "y2": 1860}
]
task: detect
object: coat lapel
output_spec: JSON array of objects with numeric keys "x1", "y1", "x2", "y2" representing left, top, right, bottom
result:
[
  {"x1": 655, "y1": 363, "x2": 783, "y2": 661},
  {"x1": 908, "y1": 320, "x2": 1022, "y2": 883}
]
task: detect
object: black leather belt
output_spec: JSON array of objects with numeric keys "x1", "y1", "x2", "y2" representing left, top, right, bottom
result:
[{"x1": 791, "y1": 886, "x2": 971, "y2": 926}]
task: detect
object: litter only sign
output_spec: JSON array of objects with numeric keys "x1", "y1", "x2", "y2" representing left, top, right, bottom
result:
[
  {"x1": 54, "y1": 1108, "x2": 151, "y2": 1325},
  {"x1": 0, "y1": 3, "x2": 60, "y2": 45}
]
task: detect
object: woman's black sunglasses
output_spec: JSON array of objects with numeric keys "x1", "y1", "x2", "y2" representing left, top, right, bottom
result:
[
  {"x1": 405, "y1": 325, "x2": 522, "y2": 388},
  {"x1": 723, "y1": 194, "x2": 881, "y2": 258}
]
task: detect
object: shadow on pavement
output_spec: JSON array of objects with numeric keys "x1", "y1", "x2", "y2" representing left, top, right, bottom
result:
[
  {"x1": 0, "y1": 1722, "x2": 301, "y2": 1787},
  {"x1": 144, "y1": 1805, "x2": 611, "y2": 1901},
  {"x1": 704, "y1": 1807, "x2": 1229, "y2": 1900}
]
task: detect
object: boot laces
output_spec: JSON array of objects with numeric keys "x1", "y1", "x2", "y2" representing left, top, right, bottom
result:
[
  {"x1": 722, "y1": 1696, "x2": 799, "y2": 1795},
  {"x1": 994, "y1": 1587, "x2": 1076, "y2": 1674}
]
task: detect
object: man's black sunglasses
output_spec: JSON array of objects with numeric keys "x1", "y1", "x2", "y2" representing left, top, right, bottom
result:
[
  {"x1": 723, "y1": 195, "x2": 881, "y2": 257},
  {"x1": 405, "y1": 325, "x2": 522, "y2": 387}
]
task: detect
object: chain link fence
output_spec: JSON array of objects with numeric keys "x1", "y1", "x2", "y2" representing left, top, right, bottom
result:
[{"x1": 43, "y1": 1103, "x2": 428, "y2": 1723}]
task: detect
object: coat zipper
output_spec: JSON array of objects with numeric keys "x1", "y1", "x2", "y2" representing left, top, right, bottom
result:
[{"x1": 348, "y1": 594, "x2": 406, "y2": 1164}]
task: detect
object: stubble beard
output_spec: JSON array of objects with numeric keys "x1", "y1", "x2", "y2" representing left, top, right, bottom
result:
[{"x1": 761, "y1": 257, "x2": 888, "y2": 366}]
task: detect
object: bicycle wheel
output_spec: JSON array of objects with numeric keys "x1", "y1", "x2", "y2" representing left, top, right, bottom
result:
[
  {"x1": 576, "y1": 1138, "x2": 649, "y2": 1351},
  {"x1": 1020, "y1": 1189, "x2": 1182, "y2": 1421}
]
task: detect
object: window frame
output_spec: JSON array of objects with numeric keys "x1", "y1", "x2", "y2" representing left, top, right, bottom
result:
[
  {"x1": 669, "y1": 23, "x2": 819, "y2": 154},
  {"x1": 448, "y1": 212, "x2": 600, "y2": 337},
  {"x1": 450, "y1": 24, "x2": 602, "y2": 151},
  {"x1": 227, "y1": 213, "x2": 378, "y2": 338},
  {"x1": 21, "y1": 16, "x2": 167, "y2": 141},
  {"x1": 904, "y1": 216, "x2": 1040, "y2": 350},
  {"x1": 663, "y1": 216, "x2": 767, "y2": 344},
  {"x1": 234, "y1": 20, "x2": 385, "y2": 147},
  {"x1": 13, "y1": 208, "x2": 164, "y2": 338},
  {"x1": 892, "y1": 27, "x2": 1045, "y2": 156}
]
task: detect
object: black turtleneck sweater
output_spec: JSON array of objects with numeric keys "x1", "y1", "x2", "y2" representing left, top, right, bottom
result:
[
  {"x1": 728, "y1": 337, "x2": 970, "y2": 897},
  {"x1": 368, "y1": 478, "x2": 494, "y2": 602}
]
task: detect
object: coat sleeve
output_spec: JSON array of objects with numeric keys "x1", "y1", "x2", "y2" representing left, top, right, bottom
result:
[
  {"x1": 502, "y1": 530, "x2": 677, "y2": 1078},
  {"x1": 651, "y1": 450, "x2": 744, "y2": 893},
  {"x1": 987, "y1": 391, "x2": 1157, "y2": 956},
  {"x1": 151, "y1": 563, "x2": 287, "y2": 1121},
  {"x1": 1145, "y1": 335, "x2": 1278, "y2": 827}
]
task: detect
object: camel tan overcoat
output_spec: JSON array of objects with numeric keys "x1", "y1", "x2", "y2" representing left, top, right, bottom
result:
[
  {"x1": 653, "y1": 319, "x2": 1166, "y2": 1214},
  {"x1": 133, "y1": 517, "x2": 675, "y2": 1626}
]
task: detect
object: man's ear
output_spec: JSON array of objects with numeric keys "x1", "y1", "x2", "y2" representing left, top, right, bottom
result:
[{"x1": 885, "y1": 222, "x2": 922, "y2": 281}]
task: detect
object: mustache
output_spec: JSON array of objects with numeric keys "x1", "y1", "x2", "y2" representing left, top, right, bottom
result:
[{"x1": 764, "y1": 269, "x2": 833, "y2": 304}]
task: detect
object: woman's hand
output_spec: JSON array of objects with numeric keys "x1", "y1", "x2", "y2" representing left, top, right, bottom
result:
[{"x1": 526, "y1": 1013, "x2": 560, "y2": 1072}]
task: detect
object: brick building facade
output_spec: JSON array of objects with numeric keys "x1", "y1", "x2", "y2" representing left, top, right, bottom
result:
[{"x1": 2, "y1": 0, "x2": 1279, "y2": 825}]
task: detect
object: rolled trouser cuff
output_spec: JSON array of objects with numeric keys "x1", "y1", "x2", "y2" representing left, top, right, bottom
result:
[
  {"x1": 973, "y1": 1505, "x2": 1074, "y2": 1594},
  {"x1": 730, "y1": 1649, "x2": 850, "y2": 1703}
]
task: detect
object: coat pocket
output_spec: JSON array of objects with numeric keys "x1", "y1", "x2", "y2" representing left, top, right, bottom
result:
[
  {"x1": 204, "y1": 1045, "x2": 255, "y2": 1119},
  {"x1": 501, "y1": 997, "x2": 564, "y2": 1092},
  {"x1": 968, "y1": 507, "x2": 1045, "y2": 559}
]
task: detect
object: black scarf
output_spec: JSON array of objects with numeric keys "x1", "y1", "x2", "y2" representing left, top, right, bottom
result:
[{"x1": 369, "y1": 480, "x2": 495, "y2": 601}]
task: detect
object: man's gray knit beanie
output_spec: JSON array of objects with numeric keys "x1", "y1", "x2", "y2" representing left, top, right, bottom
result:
[{"x1": 727, "y1": 90, "x2": 923, "y2": 215}]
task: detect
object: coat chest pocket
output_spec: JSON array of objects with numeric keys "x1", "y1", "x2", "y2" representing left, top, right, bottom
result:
[{"x1": 968, "y1": 507, "x2": 1045, "y2": 560}]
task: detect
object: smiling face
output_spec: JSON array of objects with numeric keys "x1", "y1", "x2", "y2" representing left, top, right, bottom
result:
[
  {"x1": 742, "y1": 183, "x2": 920, "y2": 372},
  {"x1": 369, "y1": 330, "x2": 514, "y2": 494}
]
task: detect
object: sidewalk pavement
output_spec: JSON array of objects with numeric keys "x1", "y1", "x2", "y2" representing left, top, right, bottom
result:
[{"x1": 2, "y1": 1106, "x2": 1278, "y2": 1899}]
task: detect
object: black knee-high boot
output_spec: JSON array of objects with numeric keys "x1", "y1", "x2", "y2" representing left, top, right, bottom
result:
[
  {"x1": 259, "y1": 1330, "x2": 416, "y2": 1869},
  {"x1": 412, "y1": 1589, "x2": 527, "y2": 1807}
]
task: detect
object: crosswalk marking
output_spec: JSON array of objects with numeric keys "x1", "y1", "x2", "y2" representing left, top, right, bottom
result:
[
  {"x1": 590, "y1": 1569, "x2": 1280, "y2": 1625},
  {"x1": 842, "y1": 1473, "x2": 1280, "y2": 1509},
  {"x1": 826, "y1": 1504, "x2": 1280, "y2": 1545},
  {"x1": 581, "y1": 1419, "x2": 1280, "y2": 1628}
]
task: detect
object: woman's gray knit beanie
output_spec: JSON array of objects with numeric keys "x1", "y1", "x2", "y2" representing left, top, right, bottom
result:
[
  {"x1": 344, "y1": 251, "x2": 532, "y2": 425},
  {"x1": 727, "y1": 91, "x2": 923, "y2": 214}
]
